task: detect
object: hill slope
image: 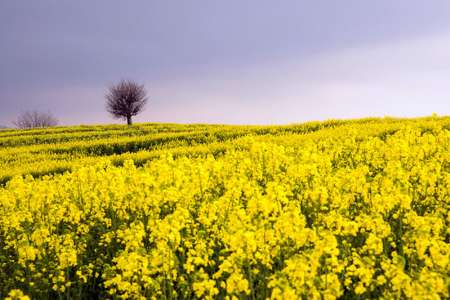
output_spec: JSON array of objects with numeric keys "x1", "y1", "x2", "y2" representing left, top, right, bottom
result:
[{"x1": 0, "y1": 117, "x2": 449, "y2": 299}]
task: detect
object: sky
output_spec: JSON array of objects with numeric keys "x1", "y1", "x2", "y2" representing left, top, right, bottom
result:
[{"x1": 1, "y1": 1, "x2": 450, "y2": 126}]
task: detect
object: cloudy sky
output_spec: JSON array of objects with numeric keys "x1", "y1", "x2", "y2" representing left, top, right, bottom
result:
[{"x1": 1, "y1": 1, "x2": 450, "y2": 125}]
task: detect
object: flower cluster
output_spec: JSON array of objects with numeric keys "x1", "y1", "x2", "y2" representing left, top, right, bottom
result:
[{"x1": 0, "y1": 117, "x2": 449, "y2": 299}]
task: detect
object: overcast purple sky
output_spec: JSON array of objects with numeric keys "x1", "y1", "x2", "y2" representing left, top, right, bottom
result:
[{"x1": 1, "y1": 1, "x2": 450, "y2": 125}]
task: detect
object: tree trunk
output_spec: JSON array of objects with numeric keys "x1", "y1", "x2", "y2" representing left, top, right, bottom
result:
[{"x1": 127, "y1": 116, "x2": 132, "y2": 126}]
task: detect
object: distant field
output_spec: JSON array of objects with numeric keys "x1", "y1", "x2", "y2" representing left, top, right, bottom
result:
[{"x1": 0, "y1": 117, "x2": 449, "y2": 299}]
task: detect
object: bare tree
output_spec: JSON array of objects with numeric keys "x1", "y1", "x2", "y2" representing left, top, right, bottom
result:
[
  {"x1": 106, "y1": 80, "x2": 148, "y2": 125},
  {"x1": 13, "y1": 111, "x2": 58, "y2": 129}
]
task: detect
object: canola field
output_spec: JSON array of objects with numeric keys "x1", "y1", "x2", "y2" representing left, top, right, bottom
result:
[{"x1": 0, "y1": 117, "x2": 449, "y2": 299}]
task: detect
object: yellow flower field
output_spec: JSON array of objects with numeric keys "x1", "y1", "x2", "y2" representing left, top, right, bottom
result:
[{"x1": 0, "y1": 117, "x2": 449, "y2": 299}]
